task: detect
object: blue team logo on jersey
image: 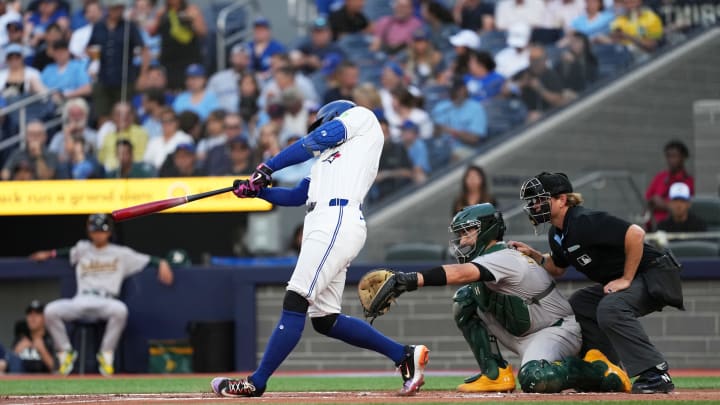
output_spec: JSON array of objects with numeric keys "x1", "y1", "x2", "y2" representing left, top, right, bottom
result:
[{"x1": 322, "y1": 151, "x2": 341, "y2": 163}]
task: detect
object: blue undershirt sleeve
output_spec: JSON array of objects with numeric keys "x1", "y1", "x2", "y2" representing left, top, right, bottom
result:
[
  {"x1": 264, "y1": 140, "x2": 314, "y2": 172},
  {"x1": 257, "y1": 177, "x2": 310, "y2": 207}
]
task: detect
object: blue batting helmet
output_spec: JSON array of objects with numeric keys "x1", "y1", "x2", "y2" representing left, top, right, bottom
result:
[{"x1": 308, "y1": 100, "x2": 356, "y2": 132}]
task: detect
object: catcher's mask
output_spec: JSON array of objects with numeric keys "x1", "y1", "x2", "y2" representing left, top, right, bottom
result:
[
  {"x1": 449, "y1": 203, "x2": 505, "y2": 263},
  {"x1": 520, "y1": 172, "x2": 573, "y2": 229}
]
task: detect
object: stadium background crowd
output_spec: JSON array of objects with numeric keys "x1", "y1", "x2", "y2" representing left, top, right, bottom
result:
[{"x1": 0, "y1": 0, "x2": 701, "y2": 205}]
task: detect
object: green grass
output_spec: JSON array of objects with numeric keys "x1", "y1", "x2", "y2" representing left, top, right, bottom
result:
[{"x1": 1, "y1": 375, "x2": 718, "y2": 396}]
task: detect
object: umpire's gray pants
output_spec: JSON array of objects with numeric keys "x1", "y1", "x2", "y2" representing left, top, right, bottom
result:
[{"x1": 568, "y1": 278, "x2": 666, "y2": 377}]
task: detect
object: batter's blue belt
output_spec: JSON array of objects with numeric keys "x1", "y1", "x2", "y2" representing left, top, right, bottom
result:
[
  {"x1": 80, "y1": 289, "x2": 116, "y2": 299},
  {"x1": 306, "y1": 198, "x2": 362, "y2": 213}
]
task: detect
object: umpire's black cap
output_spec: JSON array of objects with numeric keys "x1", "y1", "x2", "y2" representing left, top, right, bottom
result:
[{"x1": 536, "y1": 172, "x2": 573, "y2": 196}]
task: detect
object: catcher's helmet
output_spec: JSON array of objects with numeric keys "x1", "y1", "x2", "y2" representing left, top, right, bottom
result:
[
  {"x1": 308, "y1": 99, "x2": 356, "y2": 132},
  {"x1": 87, "y1": 213, "x2": 112, "y2": 232},
  {"x1": 520, "y1": 172, "x2": 573, "y2": 227},
  {"x1": 449, "y1": 203, "x2": 506, "y2": 263}
]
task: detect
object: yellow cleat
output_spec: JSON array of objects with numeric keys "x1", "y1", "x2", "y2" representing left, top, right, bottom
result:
[
  {"x1": 58, "y1": 350, "x2": 78, "y2": 376},
  {"x1": 584, "y1": 349, "x2": 631, "y2": 393},
  {"x1": 457, "y1": 365, "x2": 516, "y2": 393},
  {"x1": 97, "y1": 353, "x2": 114, "y2": 377}
]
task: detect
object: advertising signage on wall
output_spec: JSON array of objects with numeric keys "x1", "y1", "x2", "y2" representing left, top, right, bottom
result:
[{"x1": 0, "y1": 177, "x2": 271, "y2": 215}]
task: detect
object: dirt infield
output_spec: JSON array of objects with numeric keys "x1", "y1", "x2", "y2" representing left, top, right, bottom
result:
[{"x1": 4, "y1": 390, "x2": 720, "y2": 404}]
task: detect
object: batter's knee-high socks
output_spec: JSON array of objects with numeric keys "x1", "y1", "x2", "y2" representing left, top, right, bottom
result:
[
  {"x1": 327, "y1": 314, "x2": 406, "y2": 364},
  {"x1": 251, "y1": 310, "x2": 306, "y2": 388}
]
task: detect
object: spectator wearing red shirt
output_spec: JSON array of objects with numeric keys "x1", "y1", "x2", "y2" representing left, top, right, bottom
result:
[{"x1": 645, "y1": 140, "x2": 694, "y2": 229}]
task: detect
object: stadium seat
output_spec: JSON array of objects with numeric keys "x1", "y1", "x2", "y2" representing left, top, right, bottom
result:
[
  {"x1": 422, "y1": 83, "x2": 450, "y2": 113},
  {"x1": 482, "y1": 98, "x2": 528, "y2": 137},
  {"x1": 385, "y1": 242, "x2": 447, "y2": 262},
  {"x1": 478, "y1": 31, "x2": 507, "y2": 56},
  {"x1": 667, "y1": 240, "x2": 720, "y2": 258},
  {"x1": 591, "y1": 44, "x2": 634, "y2": 79},
  {"x1": 690, "y1": 196, "x2": 720, "y2": 232},
  {"x1": 337, "y1": 33, "x2": 375, "y2": 63}
]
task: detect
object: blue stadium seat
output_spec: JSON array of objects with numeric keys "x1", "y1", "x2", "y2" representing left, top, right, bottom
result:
[
  {"x1": 337, "y1": 33, "x2": 375, "y2": 62},
  {"x1": 690, "y1": 196, "x2": 720, "y2": 232},
  {"x1": 422, "y1": 83, "x2": 450, "y2": 113},
  {"x1": 478, "y1": 31, "x2": 507, "y2": 56},
  {"x1": 667, "y1": 240, "x2": 719, "y2": 258},
  {"x1": 363, "y1": 1, "x2": 393, "y2": 21},
  {"x1": 591, "y1": 43, "x2": 634, "y2": 79},
  {"x1": 385, "y1": 242, "x2": 448, "y2": 262},
  {"x1": 482, "y1": 98, "x2": 528, "y2": 137}
]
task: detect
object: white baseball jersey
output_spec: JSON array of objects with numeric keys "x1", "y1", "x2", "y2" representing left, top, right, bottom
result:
[
  {"x1": 472, "y1": 246, "x2": 582, "y2": 364},
  {"x1": 288, "y1": 106, "x2": 384, "y2": 317},
  {"x1": 70, "y1": 240, "x2": 151, "y2": 297}
]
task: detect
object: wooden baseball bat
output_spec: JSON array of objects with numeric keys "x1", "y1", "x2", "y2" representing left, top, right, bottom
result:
[{"x1": 112, "y1": 186, "x2": 235, "y2": 222}]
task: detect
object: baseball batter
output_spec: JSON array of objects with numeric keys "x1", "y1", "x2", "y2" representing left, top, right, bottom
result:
[
  {"x1": 30, "y1": 214, "x2": 173, "y2": 376},
  {"x1": 211, "y1": 100, "x2": 429, "y2": 398},
  {"x1": 359, "y1": 203, "x2": 631, "y2": 393}
]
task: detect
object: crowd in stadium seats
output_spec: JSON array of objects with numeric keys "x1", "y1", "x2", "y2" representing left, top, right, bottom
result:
[{"x1": 0, "y1": 0, "x2": 706, "y2": 204}]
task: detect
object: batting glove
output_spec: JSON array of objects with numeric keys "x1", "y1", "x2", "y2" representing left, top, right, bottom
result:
[
  {"x1": 232, "y1": 179, "x2": 260, "y2": 198},
  {"x1": 250, "y1": 163, "x2": 274, "y2": 189}
]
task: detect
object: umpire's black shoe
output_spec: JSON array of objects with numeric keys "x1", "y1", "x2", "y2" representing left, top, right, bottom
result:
[
  {"x1": 211, "y1": 376, "x2": 266, "y2": 397},
  {"x1": 631, "y1": 370, "x2": 675, "y2": 394}
]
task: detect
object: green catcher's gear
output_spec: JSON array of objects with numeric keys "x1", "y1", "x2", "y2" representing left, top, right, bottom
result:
[
  {"x1": 453, "y1": 284, "x2": 507, "y2": 380},
  {"x1": 518, "y1": 360, "x2": 569, "y2": 393},
  {"x1": 518, "y1": 357, "x2": 626, "y2": 393},
  {"x1": 449, "y1": 203, "x2": 506, "y2": 263},
  {"x1": 456, "y1": 281, "x2": 532, "y2": 338}
]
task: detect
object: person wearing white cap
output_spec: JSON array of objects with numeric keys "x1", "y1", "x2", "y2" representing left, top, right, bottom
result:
[
  {"x1": 494, "y1": 0, "x2": 547, "y2": 31},
  {"x1": 449, "y1": 29, "x2": 481, "y2": 51},
  {"x1": 656, "y1": 182, "x2": 707, "y2": 233},
  {"x1": 494, "y1": 23, "x2": 531, "y2": 78}
]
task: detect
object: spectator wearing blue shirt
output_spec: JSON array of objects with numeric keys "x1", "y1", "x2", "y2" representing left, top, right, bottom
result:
[
  {"x1": 247, "y1": 17, "x2": 287, "y2": 79},
  {"x1": 570, "y1": 0, "x2": 615, "y2": 40},
  {"x1": 464, "y1": 50, "x2": 505, "y2": 102},
  {"x1": 27, "y1": 0, "x2": 69, "y2": 48},
  {"x1": 41, "y1": 40, "x2": 91, "y2": 99},
  {"x1": 172, "y1": 64, "x2": 219, "y2": 121},
  {"x1": 88, "y1": 0, "x2": 147, "y2": 122},
  {"x1": 432, "y1": 78, "x2": 487, "y2": 161},
  {"x1": 400, "y1": 120, "x2": 430, "y2": 183}
]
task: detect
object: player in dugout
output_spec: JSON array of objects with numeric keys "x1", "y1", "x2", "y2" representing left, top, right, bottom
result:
[
  {"x1": 358, "y1": 203, "x2": 632, "y2": 394},
  {"x1": 30, "y1": 213, "x2": 174, "y2": 376}
]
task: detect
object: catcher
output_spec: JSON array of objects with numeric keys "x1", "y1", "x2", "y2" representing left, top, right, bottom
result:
[{"x1": 359, "y1": 203, "x2": 631, "y2": 393}]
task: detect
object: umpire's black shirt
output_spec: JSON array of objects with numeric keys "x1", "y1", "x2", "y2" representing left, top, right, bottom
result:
[{"x1": 548, "y1": 206, "x2": 664, "y2": 284}]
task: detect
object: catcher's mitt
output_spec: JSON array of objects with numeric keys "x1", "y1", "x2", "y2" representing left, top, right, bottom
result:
[{"x1": 358, "y1": 269, "x2": 418, "y2": 323}]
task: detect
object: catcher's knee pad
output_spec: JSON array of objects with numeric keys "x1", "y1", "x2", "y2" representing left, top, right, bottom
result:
[
  {"x1": 518, "y1": 360, "x2": 569, "y2": 393},
  {"x1": 311, "y1": 313, "x2": 339, "y2": 335},
  {"x1": 453, "y1": 285, "x2": 480, "y2": 328},
  {"x1": 283, "y1": 290, "x2": 310, "y2": 313}
]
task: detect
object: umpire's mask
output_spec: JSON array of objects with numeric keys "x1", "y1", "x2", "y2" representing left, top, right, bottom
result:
[{"x1": 520, "y1": 177, "x2": 552, "y2": 228}]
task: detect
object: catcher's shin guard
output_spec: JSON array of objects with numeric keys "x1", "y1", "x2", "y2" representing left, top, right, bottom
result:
[{"x1": 453, "y1": 285, "x2": 505, "y2": 380}]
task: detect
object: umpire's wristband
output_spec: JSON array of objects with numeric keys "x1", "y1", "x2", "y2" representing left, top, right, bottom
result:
[{"x1": 538, "y1": 255, "x2": 546, "y2": 267}]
